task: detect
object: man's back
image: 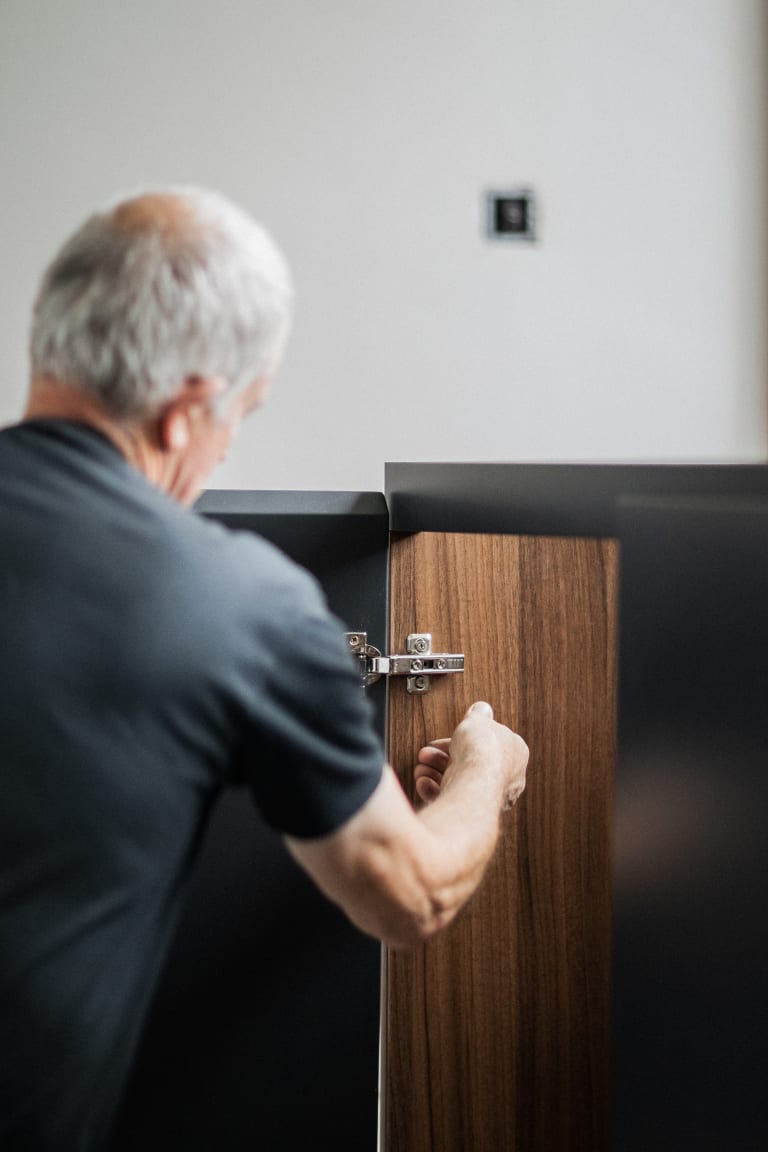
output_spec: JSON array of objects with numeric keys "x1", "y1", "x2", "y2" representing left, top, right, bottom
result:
[{"x1": 0, "y1": 419, "x2": 382, "y2": 1149}]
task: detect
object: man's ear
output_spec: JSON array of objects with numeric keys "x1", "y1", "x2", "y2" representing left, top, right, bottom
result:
[
  {"x1": 161, "y1": 407, "x2": 190, "y2": 451},
  {"x1": 157, "y1": 376, "x2": 228, "y2": 452}
]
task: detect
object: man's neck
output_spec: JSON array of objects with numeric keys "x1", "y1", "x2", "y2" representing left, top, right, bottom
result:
[{"x1": 24, "y1": 376, "x2": 165, "y2": 487}]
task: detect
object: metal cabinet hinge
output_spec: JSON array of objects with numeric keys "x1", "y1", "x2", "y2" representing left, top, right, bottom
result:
[{"x1": 345, "y1": 632, "x2": 464, "y2": 694}]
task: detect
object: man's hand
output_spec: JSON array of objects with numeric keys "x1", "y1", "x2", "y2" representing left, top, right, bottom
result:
[
  {"x1": 286, "y1": 700, "x2": 529, "y2": 947},
  {"x1": 414, "y1": 701, "x2": 528, "y2": 810}
]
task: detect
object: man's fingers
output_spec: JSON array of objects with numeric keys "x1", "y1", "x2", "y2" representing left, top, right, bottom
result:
[
  {"x1": 414, "y1": 762, "x2": 444, "y2": 787},
  {"x1": 415, "y1": 741, "x2": 451, "y2": 806},
  {"x1": 415, "y1": 776, "x2": 441, "y2": 804},
  {"x1": 417, "y1": 744, "x2": 450, "y2": 768}
]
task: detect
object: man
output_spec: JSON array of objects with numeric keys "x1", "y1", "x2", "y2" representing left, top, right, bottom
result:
[{"x1": 0, "y1": 188, "x2": 528, "y2": 1150}]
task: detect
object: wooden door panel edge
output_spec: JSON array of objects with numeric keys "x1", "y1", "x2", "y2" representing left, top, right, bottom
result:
[{"x1": 383, "y1": 533, "x2": 618, "y2": 1152}]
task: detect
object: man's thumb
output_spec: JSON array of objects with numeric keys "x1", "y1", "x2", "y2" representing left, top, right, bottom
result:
[{"x1": 466, "y1": 700, "x2": 494, "y2": 719}]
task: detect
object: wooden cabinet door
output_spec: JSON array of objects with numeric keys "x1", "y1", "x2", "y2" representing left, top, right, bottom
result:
[{"x1": 383, "y1": 532, "x2": 618, "y2": 1152}]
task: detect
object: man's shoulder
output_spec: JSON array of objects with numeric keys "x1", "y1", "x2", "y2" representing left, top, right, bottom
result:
[
  {"x1": 0, "y1": 418, "x2": 325, "y2": 626},
  {"x1": 148, "y1": 498, "x2": 324, "y2": 637}
]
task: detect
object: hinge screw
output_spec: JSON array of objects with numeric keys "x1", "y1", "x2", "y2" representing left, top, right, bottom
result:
[
  {"x1": 348, "y1": 635, "x2": 360, "y2": 648},
  {"x1": 413, "y1": 637, "x2": 429, "y2": 654},
  {"x1": 410, "y1": 659, "x2": 424, "y2": 672},
  {"x1": 436, "y1": 658, "x2": 446, "y2": 670}
]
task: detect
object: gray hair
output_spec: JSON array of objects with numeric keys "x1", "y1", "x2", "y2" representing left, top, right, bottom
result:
[{"x1": 29, "y1": 187, "x2": 293, "y2": 420}]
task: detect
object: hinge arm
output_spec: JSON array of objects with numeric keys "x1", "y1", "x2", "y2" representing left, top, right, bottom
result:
[{"x1": 345, "y1": 632, "x2": 465, "y2": 694}]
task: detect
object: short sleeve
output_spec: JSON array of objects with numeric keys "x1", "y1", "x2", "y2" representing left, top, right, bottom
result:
[{"x1": 230, "y1": 581, "x2": 385, "y2": 840}]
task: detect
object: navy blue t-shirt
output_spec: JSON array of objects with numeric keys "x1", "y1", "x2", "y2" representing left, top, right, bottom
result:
[{"x1": 0, "y1": 420, "x2": 384, "y2": 1150}]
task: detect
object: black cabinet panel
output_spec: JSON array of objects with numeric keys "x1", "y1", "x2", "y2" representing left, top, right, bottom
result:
[
  {"x1": 113, "y1": 492, "x2": 388, "y2": 1152},
  {"x1": 614, "y1": 497, "x2": 768, "y2": 1151}
]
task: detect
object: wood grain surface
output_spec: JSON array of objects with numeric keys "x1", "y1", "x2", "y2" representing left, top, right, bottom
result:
[{"x1": 383, "y1": 532, "x2": 618, "y2": 1152}]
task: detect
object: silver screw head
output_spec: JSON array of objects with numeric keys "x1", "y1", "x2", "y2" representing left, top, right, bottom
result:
[{"x1": 410, "y1": 659, "x2": 423, "y2": 672}]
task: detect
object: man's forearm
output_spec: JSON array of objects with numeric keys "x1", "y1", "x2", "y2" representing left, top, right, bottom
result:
[{"x1": 286, "y1": 707, "x2": 528, "y2": 949}]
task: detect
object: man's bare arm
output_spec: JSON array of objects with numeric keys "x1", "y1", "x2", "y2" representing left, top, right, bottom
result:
[{"x1": 284, "y1": 702, "x2": 529, "y2": 948}]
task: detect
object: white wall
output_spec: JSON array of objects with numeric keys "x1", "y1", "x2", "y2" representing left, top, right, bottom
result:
[{"x1": 1, "y1": 0, "x2": 765, "y2": 491}]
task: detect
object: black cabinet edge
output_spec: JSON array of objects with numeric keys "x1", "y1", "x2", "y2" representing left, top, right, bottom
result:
[{"x1": 196, "y1": 490, "x2": 387, "y2": 518}]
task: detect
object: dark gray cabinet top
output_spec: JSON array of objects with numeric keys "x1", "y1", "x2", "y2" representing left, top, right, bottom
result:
[{"x1": 385, "y1": 461, "x2": 768, "y2": 536}]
